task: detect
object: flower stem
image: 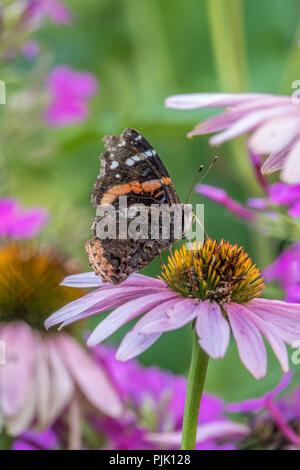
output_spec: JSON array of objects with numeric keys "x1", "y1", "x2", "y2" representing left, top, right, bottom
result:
[{"x1": 181, "y1": 332, "x2": 209, "y2": 450}]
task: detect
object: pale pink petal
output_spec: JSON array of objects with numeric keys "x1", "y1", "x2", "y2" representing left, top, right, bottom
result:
[
  {"x1": 225, "y1": 303, "x2": 267, "y2": 379},
  {"x1": 281, "y1": 138, "x2": 300, "y2": 184},
  {"x1": 34, "y1": 337, "x2": 52, "y2": 428},
  {"x1": 61, "y1": 272, "x2": 164, "y2": 289},
  {"x1": 210, "y1": 106, "x2": 295, "y2": 146},
  {"x1": 188, "y1": 97, "x2": 293, "y2": 138},
  {"x1": 61, "y1": 272, "x2": 106, "y2": 288},
  {"x1": 46, "y1": 338, "x2": 74, "y2": 423},
  {"x1": 146, "y1": 421, "x2": 250, "y2": 446},
  {"x1": 261, "y1": 147, "x2": 290, "y2": 174},
  {"x1": 196, "y1": 301, "x2": 230, "y2": 359},
  {"x1": 116, "y1": 331, "x2": 161, "y2": 362},
  {"x1": 58, "y1": 334, "x2": 123, "y2": 418},
  {"x1": 248, "y1": 117, "x2": 300, "y2": 155},
  {"x1": 232, "y1": 303, "x2": 289, "y2": 372},
  {"x1": 87, "y1": 291, "x2": 178, "y2": 346},
  {"x1": 247, "y1": 298, "x2": 300, "y2": 343},
  {"x1": 114, "y1": 298, "x2": 183, "y2": 361},
  {"x1": 45, "y1": 285, "x2": 161, "y2": 329},
  {"x1": 5, "y1": 385, "x2": 37, "y2": 436},
  {"x1": 165, "y1": 93, "x2": 274, "y2": 110},
  {"x1": 0, "y1": 322, "x2": 37, "y2": 416},
  {"x1": 138, "y1": 298, "x2": 198, "y2": 334}
]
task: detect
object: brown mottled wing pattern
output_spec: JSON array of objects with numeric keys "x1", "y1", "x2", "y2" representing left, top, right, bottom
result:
[{"x1": 86, "y1": 128, "x2": 180, "y2": 284}]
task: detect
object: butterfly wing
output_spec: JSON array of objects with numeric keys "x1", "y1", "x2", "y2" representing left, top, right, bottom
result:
[{"x1": 87, "y1": 128, "x2": 181, "y2": 284}]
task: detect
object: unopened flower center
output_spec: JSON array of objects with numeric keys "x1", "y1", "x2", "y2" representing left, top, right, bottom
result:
[
  {"x1": 0, "y1": 242, "x2": 84, "y2": 330},
  {"x1": 160, "y1": 239, "x2": 264, "y2": 304},
  {"x1": 240, "y1": 418, "x2": 300, "y2": 450}
]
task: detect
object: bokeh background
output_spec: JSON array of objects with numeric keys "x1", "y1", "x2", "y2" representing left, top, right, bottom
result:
[{"x1": 2, "y1": 0, "x2": 300, "y2": 403}]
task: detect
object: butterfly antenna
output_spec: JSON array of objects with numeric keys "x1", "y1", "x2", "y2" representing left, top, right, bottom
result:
[
  {"x1": 185, "y1": 165, "x2": 204, "y2": 204},
  {"x1": 185, "y1": 156, "x2": 219, "y2": 241},
  {"x1": 198, "y1": 155, "x2": 219, "y2": 186}
]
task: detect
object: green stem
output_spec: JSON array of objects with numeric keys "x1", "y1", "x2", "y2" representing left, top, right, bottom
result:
[{"x1": 181, "y1": 332, "x2": 209, "y2": 450}]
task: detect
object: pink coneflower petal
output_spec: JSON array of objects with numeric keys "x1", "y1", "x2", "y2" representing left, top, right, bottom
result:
[
  {"x1": 261, "y1": 146, "x2": 291, "y2": 174},
  {"x1": 232, "y1": 303, "x2": 289, "y2": 372},
  {"x1": 5, "y1": 385, "x2": 37, "y2": 436},
  {"x1": 248, "y1": 117, "x2": 300, "y2": 155},
  {"x1": 116, "y1": 331, "x2": 161, "y2": 362},
  {"x1": 248, "y1": 298, "x2": 300, "y2": 341},
  {"x1": 87, "y1": 291, "x2": 178, "y2": 347},
  {"x1": 58, "y1": 335, "x2": 123, "y2": 418},
  {"x1": 0, "y1": 323, "x2": 36, "y2": 416},
  {"x1": 146, "y1": 421, "x2": 250, "y2": 446},
  {"x1": 196, "y1": 301, "x2": 230, "y2": 359},
  {"x1": 225, "y1": 303, "x2": 267, "y2": 379},
  {"x1": 281, "y1": 138, "x2": 300, "y2": 184},
  {"x1": 61, "y1": 272, "x2": 165, "y2": 289},
  {"x1": 210, "y1": 106, "x2": 295, "y2": 146},
  {"x1": 115, "y1": 298, "x2": 185, "y2": 361},
  {"x1": 46, "y1": 339, "x2": 74, "y2": 423},
  {"x1": 165, "y1": 93, "x2": 272, "y2": 110},
  {"x1": 35, "y1": 340, "x2": 52, "y2": 428},
  {"x1": 138, "y1": 298, "x2": 198, "y2": 333},
  {"x1": 61, "y1": 271, "x2": 106, "y2": 288},
  {"x1": 45, "y1": 285, "x2": 161, "y2": 329}
]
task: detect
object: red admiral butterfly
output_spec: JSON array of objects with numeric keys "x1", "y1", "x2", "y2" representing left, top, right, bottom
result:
[{"x1": 86, "y1": 128, "x2": 183, "y2": 284}]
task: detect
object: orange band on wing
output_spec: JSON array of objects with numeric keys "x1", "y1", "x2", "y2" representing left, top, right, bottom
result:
[{"x1": 100, "y1": 178, "x2": 171, "y2": 204}]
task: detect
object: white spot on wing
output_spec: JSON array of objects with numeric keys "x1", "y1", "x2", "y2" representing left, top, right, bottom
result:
[
  {"x1": 116, "y1": 173, "x2": 121, "y2": 178},
  {"x1": 110, "y1": 161, "x2": 119, "y2": 169},
  {"x1": 126, "y1": 158, "x2": 135, "y2": 166}
]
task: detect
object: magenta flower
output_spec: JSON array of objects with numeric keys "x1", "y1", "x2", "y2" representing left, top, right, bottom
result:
[
  {"x1": 12, "y1": 428, "x2": 59, "y2": 451},
  {"x1": 165, "y1": 92, "x2": 300, "y2": 184},
  {"x1": 269, "y1": 182, "x2": 300, "y2": 218},
  {"x1": 264, "y1": 243, "x2": 300, "y2": 302},
  {"x1": 46, "y1": 239, "x2": 300, "y2": 380},
  {"x1": 0, "y1": 197, "x2": 48, "y2": 238},
  {"x1": 0, "y1": 243, "x2": 122, "y2": 437},
  {"x1": 28, "y1": 0, "x2": 71, "y2": 25},
  {"x1": 90, "y1": 345, "x2": 247, "y2": 450},
  {"x1": 44, "y1": 66, "x2": 98, "y2": 127},
  {"x1": 228, "y1": 373, "x2": 300, "y2": 449},
  {"x1": 197, "y1": 184, "x2": 256, "y2": 221}
]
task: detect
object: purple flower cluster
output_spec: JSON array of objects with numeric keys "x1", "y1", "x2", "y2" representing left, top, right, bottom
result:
[
  {"x1": 0, "y1": 197, "x2": 48, "y2": 238},
  {"x1": 44, "y1": 66, "x2": 98, "y2": 127}
]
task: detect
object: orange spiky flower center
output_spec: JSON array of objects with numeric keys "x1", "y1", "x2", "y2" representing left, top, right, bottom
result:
[
  {"x1": 160, "y1": 239, "x2": 265, "y2": 304},
  {"x1": 0, "y1": 242, "x2": 84, "y2": 330}
]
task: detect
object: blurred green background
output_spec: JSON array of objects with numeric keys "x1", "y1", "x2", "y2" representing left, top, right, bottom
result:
[{"x1": 3, "y1": 0, "x2": 300, "y2": 401}]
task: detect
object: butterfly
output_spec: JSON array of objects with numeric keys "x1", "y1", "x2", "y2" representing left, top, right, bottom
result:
[{"x1": 86, "y1": 128, "x2": 185, "y2": 285}]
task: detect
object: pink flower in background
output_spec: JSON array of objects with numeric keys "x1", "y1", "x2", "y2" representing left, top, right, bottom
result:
[
  {"x1": 0, "y1": 242, "x2": 122, "y2": 440},
  {"x1": 90, "y1": 345, "x2": 247, "y2": 450},
  {"x1": 228, "y1": 373, "x2": 300, "y2": 449},
  {"x1": 165, "y1": 92, "x2": 300, "y2": 184},
  {"x1": 12, "y1": 428, "x2": 59, "y2": 451},
  {"x1": 45, "y1": 66, "x2": 98, "y2": 127},
  {"x1": 0, "y1": 322, "x2": 122, "y2": 437},
  {"x1": 22, "y1": 40, "x2": 40, "y2": 60},
  {"x1": 0, "y1": 197, "x2": 48, "y2": 238},
  {"x1": 264, "y1": 243, "x2": 300, "y2": 303},
  {"x1": 197, "y1": 184, "x2": 256, "y2": 221},
  {"x1": 28, "y1": 0, "x2": 71, "y2": 25},
  {"x1": 46, "y1": 239, "x2": 300, "y2": 379},
  {"x1": 269, "y1": 182, "x2": 300, "y2": 218}
]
